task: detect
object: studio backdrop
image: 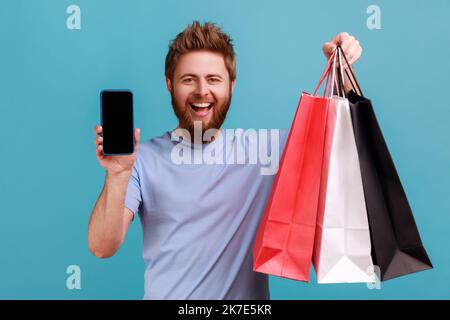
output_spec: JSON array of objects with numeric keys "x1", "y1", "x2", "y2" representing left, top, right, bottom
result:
[{"x1": 0, "y1": 0, "x2": 448, "y2": 299}]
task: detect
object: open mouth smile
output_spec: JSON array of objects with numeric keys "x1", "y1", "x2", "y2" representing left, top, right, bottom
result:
[{"x1": 189, "y1": 102, "x2": 214, "y2": 117}]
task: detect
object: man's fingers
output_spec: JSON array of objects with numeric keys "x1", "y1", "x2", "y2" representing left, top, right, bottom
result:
[
  {"x1": 344, "y1": 40, "x2": 361, "y2": 65},
  {"x1": 94, "y1": 136, "x2": 103, "y2": 146},
  {"x1": 349, "y1": 45, "x2": 362, "y2": 66},
  {"x1": 94, "y1": 125, "x2": 104, "y2": 159},
  {"x1": 340, "y1": 37, "x2": 356, "y2": 52},
  {"x1": 94, "y1": 125, "x2": 103, "y2": 135},
  {"x1": 323, "y1": 41, "x2": 336, "y2": 55},
  {"x1": 96, "y1": 144, "x2": 104, "y2": 159},
  {"x1": 94, "y1": 125, "x2": 103, "y2": 149},
  {"x1": 332, "y1": 32, "x2": 350, "y2": 45}
]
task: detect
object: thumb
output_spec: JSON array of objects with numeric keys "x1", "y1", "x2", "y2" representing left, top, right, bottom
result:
[
  {"x1": 323, "y1": 42, "x2": 336, "y2": 58},
  {"x1": 134, "y1": 128, "x2": 140, "y2": 152},
  {"x1": 326, "y1": 42, "x2": 337, "y2": 54}
]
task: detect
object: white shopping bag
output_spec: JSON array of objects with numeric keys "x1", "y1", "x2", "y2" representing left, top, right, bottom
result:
[{"x1": 313, "y1": 95, "x2": 374, "y2": 284}]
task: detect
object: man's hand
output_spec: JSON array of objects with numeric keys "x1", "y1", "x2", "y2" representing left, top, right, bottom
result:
[
  {"x1": 94, "y1": 124, "x2": 140, "y2": 177},
  {"x1": 322, "y1": 32, "x2": 363, "y2": 94},
  {"x1": 322, "y1": 32, "x2": 362, "y2": 67}
]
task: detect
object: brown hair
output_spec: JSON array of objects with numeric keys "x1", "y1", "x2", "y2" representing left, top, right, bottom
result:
[{"x1": 165, "y1": 21, "x2": 236, "y2": 83}]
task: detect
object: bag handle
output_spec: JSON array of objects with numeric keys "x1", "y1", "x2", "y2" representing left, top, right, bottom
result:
[
  {"x1": 334, "y1": 47, "x2": 346, "y2": 98},
  {"x1": 313, "y1": 51, "x2": 336, "y2": 97},
  {"x1": 336, "y1": 45, "x2": 364, "y2": 96},
  {"x1": 322, "y1": 47, "x2": 345, "y2": 98},
  {"x1": 313, "y1": 50, "x2": 338, "y2": 97},
  {"x1": 323, "y1": 51, "x2": 337, "y2": 97}
]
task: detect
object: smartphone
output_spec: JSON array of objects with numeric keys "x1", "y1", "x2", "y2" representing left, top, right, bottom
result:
[{"x1": 100, "y1": 90, "x2": 134, "y2": 155}]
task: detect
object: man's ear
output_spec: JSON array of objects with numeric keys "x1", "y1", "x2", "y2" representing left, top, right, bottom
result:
[
  {"x1": 166, "y1": 77, "x2": 172, "y2": 93},
  {"x1": 231, "y1": 80, "x2": 236, "y2": 95}
]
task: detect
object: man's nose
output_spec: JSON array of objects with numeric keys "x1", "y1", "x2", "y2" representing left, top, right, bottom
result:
[{"x1": 194, "y1": 79, "x2": 210, "y2": 96}]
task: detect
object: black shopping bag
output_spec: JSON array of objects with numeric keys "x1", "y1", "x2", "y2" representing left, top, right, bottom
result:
[{"x1": 348, "y1": 90, "x2": 432, "y2": 280}]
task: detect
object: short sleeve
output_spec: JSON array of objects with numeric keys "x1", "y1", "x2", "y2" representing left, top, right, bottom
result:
[{"x1": 124, "y1": 161, "x2": 142, "y2": 220}]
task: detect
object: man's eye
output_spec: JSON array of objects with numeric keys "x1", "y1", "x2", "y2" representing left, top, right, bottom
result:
[
  {"x1": 182, "y1": 78, "x2": 194, "y2": 84},
  {"x1": 209, "y1": 78, "x2": 221, "y2": 83}
]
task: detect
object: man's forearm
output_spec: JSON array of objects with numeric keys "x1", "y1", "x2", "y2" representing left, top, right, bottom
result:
[{"x1": 88, "y1": 172, "x2": 131, "y2": 258}]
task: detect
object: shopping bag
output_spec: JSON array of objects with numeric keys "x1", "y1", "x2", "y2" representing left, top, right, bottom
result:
[
  {"x1": 340, "y1": 48, "x2": 433, "y2": 281},
  {"x1": 313, "y1": 48, "x2": 374, "y2": 283},
  {"x1": 313, "y1": 95, "x2": 374, "y2": 283},
  {"x1": 253, "y1": 52, "x2": 338, "y2": 281}
]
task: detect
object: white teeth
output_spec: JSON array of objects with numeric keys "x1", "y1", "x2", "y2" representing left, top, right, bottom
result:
[{"x1": 191, "y1": 103, "x2": 212, "y2": 108}]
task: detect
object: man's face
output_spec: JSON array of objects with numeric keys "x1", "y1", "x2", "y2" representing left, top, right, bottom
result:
[{"x1": 167, "y1": 50, "x2": 235, "y2": 140}]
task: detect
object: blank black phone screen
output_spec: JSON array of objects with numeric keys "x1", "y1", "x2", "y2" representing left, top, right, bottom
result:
[{"x1": 101, "y1": 90, "x2": 134, "y2": 155}]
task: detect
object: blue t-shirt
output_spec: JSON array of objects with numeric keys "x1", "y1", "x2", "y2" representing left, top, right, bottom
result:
[{"x1": 125, "y1": 128, "x2": 287, "y2": 299}]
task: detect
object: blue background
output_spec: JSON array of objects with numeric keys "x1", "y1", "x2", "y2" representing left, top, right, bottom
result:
[{"x1": 0, "y1": 0, "x2": 448, "y2": 299}]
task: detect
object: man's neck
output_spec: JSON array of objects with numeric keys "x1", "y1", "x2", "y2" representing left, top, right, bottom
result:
[{"x1": 174, "y1": 126, "x2": 222, "y2": 144}]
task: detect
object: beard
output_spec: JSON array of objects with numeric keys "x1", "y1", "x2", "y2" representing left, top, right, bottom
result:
[{"x1": 171, "y1": 87, "x2": 232, "y2": 144}]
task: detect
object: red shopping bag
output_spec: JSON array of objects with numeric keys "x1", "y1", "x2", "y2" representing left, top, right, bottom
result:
[{"x1": 253, "y1": 52, "x2": 338, "y2": 281}]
